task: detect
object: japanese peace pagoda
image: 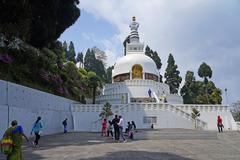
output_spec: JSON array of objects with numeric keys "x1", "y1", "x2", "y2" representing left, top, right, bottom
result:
[{"x1": 71, "y1": 17, "x2": 237, "y2": 132}]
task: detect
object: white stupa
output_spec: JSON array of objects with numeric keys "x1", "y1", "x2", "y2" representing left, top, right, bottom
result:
[
  {"x1": 96, "y1": 17, "x2": 183, "y2": 104},
  {"x1": 71, "y1": 17, "x2": 237, "y2": 132}
]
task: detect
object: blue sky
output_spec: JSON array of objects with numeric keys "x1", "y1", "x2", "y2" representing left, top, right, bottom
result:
[
  {"x1": 59, "y1": 10, "x2": 122, "y2": 59},
  {"x1": 59, "y1": 0, "x2": 240, "y2": 104}
]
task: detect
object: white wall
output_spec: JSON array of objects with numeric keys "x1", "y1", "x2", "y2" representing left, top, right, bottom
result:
[
  {"x1": 0, "y1": 80, "x2": 77, "y2": 137},
  {"x1": 72, "y1": 103, "x2": 196, "y2": 132},
  {"x1": 175, "y1": 105, "x2": 237, "y2": 130},
  {"x1": 72, "y1": 103, "x2": 237, "y2": 132}
]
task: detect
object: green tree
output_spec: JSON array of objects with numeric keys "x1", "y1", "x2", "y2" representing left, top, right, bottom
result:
[
  {"x1": 164, "y1": 53, "x2": 182, "y2": 94},
  {"x1": 198, "y1": 62, "x2": 212, "y2": 83},
  {"x1": 198, "y1": 62, "x2": 213, "y2": 103},
  {"x1": 62, "y1": 41, "x2": 68, "y2": 61},
  {"x1": 99, "y1": 102, "x2": 113, "y2": 119},
  {"x1": 181, "y1": 71, "x2": 196, "y2": 104},
  {"x1": 145, "y1": 45, "x2": 162, "y2": 70},
  {"x1": 76, "y1": 52, "x2": 83, "y2": 63},
  {"x1": 233, "y1": 112, "x2": 240, "y2": 121},
  {"x1": 0, "y1": 0, "x2": 80, "y2": 48},
  {"x1": 84, "y1": 48, "x2": 106, "y2": 79},
  {"x1": 66, "y1": 41, "x2": 76, "y2": 63},
  {"x1": 84, "y1": 49, "x2": 95, "y2": 71},
  {"x1": 105, "y1": 66, "x2": 114, "y2": 83},
  {"x1": 191, "y1": 108, "x2": 200, "y2": 129},
  {"x1": 87, "y1": 71, "x2": 102, "y2": 104}
]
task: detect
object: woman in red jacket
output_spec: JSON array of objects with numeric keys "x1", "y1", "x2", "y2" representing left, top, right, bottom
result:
[{"x1": 217, "y1": 116, "x2": 223, "y2": 132}]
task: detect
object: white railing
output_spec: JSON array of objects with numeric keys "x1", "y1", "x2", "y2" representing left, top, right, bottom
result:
[{"x1": 174, "y1": 104, "x2": 230, "y2": 113}]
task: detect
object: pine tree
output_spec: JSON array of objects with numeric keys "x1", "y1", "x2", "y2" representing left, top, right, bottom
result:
[
  {"x1": 76, "y1": 52, "x2": 83, "y2": 63},
  {"x1": 181, "y1": 71, "x2": 197, "y2": 104},
  {"x1": 145, "y1": 45, "x2": 162, "y2": 70},
  {"x1": 197, "y1": 62, "x2": 213, "y2": 103},
  {"x1": 105, "y1": 66, "x2": 114, "y2": 83},
  {"x1": 164, "y1": 53, "x2": 182, "y2": 94},
  {"x1": 66, "y1": 41, "x2": 76, "y2": 63},
  {"x1": 62, "y1": 41, "x2": 68, "y2": 61},
  {"x1": 84, "y1": 48, "x2": 106, "y2": 79},
  {"x1": 84, "y1": 49, "x2": 96, "y2": 71}
]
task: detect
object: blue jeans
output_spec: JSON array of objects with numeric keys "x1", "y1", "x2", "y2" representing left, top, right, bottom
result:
[
  {"x1": 64, "y1": 125, "x2": 67, "y2": 133},
  {"x1": 119, "y1": 126, "x2": 125, "y2": 141}
]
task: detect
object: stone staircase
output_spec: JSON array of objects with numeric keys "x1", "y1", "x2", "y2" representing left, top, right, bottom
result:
[{"x1": 90, "y1": 103, "x2": 208, "y2": 132}]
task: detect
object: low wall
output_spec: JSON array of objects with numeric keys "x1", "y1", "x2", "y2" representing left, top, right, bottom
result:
[
  {"x1": 0, "y1": 80, "x2": 77, "y2": 137},
  {"x1": 175, "y1": 104, "x2": 237, "y2": 130}
]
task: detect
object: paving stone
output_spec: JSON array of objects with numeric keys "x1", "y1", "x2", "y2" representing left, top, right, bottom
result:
[{"x1": 0, "y1": 129, "x2": 240, "y2": 160}]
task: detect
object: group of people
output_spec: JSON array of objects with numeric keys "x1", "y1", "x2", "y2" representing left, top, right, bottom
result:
[
  {"x1": 101, "y1": 115, "x2": 136, "y2": 142},
  {"x1": 1, "y1": 116, "x2": 69, "y2": 160}
]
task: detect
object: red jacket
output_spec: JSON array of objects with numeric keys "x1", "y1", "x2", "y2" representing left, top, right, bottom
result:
[{"x1": 217, "y1": 117, "x2": 222, "y2": 125}]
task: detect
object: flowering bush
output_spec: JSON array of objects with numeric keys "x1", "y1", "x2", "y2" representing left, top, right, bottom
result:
[{"x1": 0, "y1": 54, "x2": 13, "y2": 64}]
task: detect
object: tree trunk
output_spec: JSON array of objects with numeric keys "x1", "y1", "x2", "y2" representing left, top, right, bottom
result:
[{"x1": 92, "y1": 86, "x2": 96, "y2": 104}]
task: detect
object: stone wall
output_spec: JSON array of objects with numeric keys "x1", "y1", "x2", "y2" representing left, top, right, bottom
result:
[{"x1": 0, "y1": 80, "x2": 77, "y2": 137}]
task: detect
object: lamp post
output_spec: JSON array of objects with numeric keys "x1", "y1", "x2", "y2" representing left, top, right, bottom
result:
[{"x1": 225, "y1": 88, "x2": 228, "y2": 105}]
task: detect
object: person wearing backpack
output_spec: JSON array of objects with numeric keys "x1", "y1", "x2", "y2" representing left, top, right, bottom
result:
[
  {"x1": 62, "y1": 118, "x2": 68, "y2": 133},
  {"x1": 2, "y1": 120, "x2": 29, "y2": 160},
  {"x1": 31, "y1": 116, "x2": 43, "y2": 147}
]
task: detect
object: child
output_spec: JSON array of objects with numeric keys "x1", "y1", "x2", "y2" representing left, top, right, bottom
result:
[{"x1": 101, "y1": 119, "x2": 107, "y2": 136}]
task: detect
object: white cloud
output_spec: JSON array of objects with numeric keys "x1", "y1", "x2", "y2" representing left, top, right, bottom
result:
[{"x1": 80, "y1": 0, "x2": 240, "y2": 103}]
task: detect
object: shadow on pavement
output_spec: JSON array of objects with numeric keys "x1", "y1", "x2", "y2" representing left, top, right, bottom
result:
[{"x1": 78, "y1": 151, "x2": 194, "y2": 160}]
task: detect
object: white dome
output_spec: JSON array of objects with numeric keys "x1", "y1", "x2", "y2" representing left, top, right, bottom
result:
[{"x1": 112, "y1": 53, "x2": 159, "y2": 77}]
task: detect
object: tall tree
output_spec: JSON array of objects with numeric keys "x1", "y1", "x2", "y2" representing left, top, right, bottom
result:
[
  {"x1": 84, "y1": 48, "x2": 105, "y2": 79},
  {"x1": 164, "y1": 53, "x2": 182, "y2": 94},
  {"x1": 180, "y1": 71, "x2": 196, "y2": 104},
  {"x1": 145, "y1": 45, "x2": 162, "y2": 70},
  {"x1": 198, "y1": 62, "x2": 212, "y2": 83},
  {"x1": 84, "y1": 49, "x2": 95, "y2": 71},
  {"x1": 105, "y1": 66, "x2": 114, "y2": 83},
  {"x1": 62, "y1": 41, "x2": 68, "y2": 60},
  {"x1": 198, "y1": 62, "x2": 213, "y2": 103},
  {"x1": 66, "y1": 41, "x2": 76, "y2": 63},
  {"x1": 76, "y1": 52, "x2": 83, "y2": 63},
  {"x1": 87, "y1": 71, "x2": 101, "y2": 104}
]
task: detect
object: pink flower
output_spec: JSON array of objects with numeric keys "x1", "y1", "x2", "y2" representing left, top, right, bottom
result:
[{"x1": 0, "y1": 54, "x2": 13, "y2": 64}]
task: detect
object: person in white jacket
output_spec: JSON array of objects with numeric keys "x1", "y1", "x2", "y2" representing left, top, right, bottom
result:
[{"x1": 118, "y1": 115, "x2": 126, "y2": 142}]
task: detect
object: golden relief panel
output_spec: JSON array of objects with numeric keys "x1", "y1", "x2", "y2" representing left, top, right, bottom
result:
[{"x1": 132, "y1": 64, "x2": 143, "y2": 79}]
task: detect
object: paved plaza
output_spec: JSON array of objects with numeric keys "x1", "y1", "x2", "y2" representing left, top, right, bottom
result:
[{"x1": 1, "y1": 129, "x2": 240, "y2": 160}]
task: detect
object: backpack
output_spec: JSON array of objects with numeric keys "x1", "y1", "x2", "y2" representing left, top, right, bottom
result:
[{"x1": 0, "y1": 137, "x2": 13, "y2": 155}]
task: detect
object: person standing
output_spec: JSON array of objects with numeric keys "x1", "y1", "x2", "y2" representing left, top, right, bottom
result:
[
  {"x1": 107, "y1": 120, "x2": 114, "y2": 138},
  {"x1": 217, "y1": 116, "x2": 223, "y2": 132},
  {"x1": 131, "y1": 121, "x2": 136, "y2": 131},
  {"x1": 148, "y1": 89, "x2": 152, "y2": 98},
  {"x1": 112, "y1": 115, "x2": 120, "y2": 141},
  {"x1": 3, "y1": 120, "x2": 29, "y2": 160},
  {"x1": 118, "y1": 115, "x2": 126, "y2": 142},
  {"x1": 62, "y1": 118, "x2": 68, "y2": 133},
  {"x1": 31, "y1": 116, "x2": 43, "y2": 147},
  {"x1": 101, "y1": 119, "x2": 107, "y2": 136}
]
